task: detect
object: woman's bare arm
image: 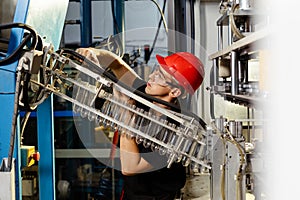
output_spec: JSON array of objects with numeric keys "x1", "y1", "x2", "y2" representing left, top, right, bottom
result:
[
  {"x1": 120, "y1": 134, "x2": 153, "y2": 175},
  {"x1": 76, "y1": 48, "x2": 152, "y2": 175}
]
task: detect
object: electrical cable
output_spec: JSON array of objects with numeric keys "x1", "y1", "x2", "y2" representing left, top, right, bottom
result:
[
  {"x1": 219, "y1": 0, "x2": 229, "y2": 14},
  {"x1": 224, "y1": 127, "x2": 246, "y2": 200},
  {"x1": 27, "y1": 78, "x2": 49, "y2": 110},
  {"x1": 229, "y1": 4, "x2": 245, "y2": 40},
  {"x1": 0, "y1": 23, "x2": 38, "y2": 66},
  {"x1": 149, "y1": 0, "x2": 168, "y2": 34},
  {"x1": 6, "y1": 67, "x2": 23, "y2": 171},
  {"x1": 211, "y1": 121, "x2": 246, "y2": 200},
  {"x1": 23, "y1": 45, "x2": 55, "y2": 110},
  {"x1": 110, "y1": 0, "x2": 124, "y2": 58},
  {"x1": 110, "y1": 0, "x2": 120, "y2": 35},
  {"x1": 0, "y1": 34, "x2": 33, "y2": 66},
  {"x1": 18, "y1": 69, "x2": 46, "y2": 111},
  {"x1": 148, "y1": 0, "x2": 167, "y2": 61},
  {"x1": 20, "y1": 72, "x2": 31, "y2": 110},
  {"x1": 20, "y1": 111, "x2": 32, "y2": 145}
]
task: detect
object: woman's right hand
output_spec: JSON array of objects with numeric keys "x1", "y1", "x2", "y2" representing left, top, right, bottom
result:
[
  {"x1": 75, "y1": 48, "x2": 100, "y2": 66},
  {"x1": 76, "y1": 48, "x2": 140, "y2": 87}
]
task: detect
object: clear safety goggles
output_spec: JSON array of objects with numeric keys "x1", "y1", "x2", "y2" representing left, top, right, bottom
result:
[{"x1": 149, "y1": 65, "x2": 178, "y2": 88}]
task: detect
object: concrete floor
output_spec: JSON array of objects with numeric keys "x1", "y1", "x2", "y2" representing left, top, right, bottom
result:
[
  {"x1": 181, "y1": 173, "x2": 210, "y2": 200},
  {"x1": 180, "y1": 173, "x2": 255, "y2": 200}
]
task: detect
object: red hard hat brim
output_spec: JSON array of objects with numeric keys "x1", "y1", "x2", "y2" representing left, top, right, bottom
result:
[
  {"x1": 156, "y1": 54, "x2": 177, "y2": 80},
  {"x1": 156, "y1": 54, "x2": 167, "y2": 67}
]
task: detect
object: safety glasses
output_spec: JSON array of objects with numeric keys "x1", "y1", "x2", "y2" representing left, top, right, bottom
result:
[{"x1": 149, "y1": 65, "x2": 178, "y2": 88}]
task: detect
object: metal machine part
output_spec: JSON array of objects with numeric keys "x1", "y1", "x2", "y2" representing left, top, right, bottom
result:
[
  {"x1": 209, "y1": 132, "x2": 225, "y2": 200},
  {"x1": 228, "y1": 120, "x2": 243, "y2": 138},
  {"x1": 210, "y1": 117, "x2": 262, "y2": 200},
  {"x1": 226, "y1": 140, "x2": 246, "y2": 200},
  {"x1": 0, "y1": 158, "x2": 16, "y2": 200},
  {"x1": 19, "y1": 45, "x2": 210, "y2": 171},
  {"x1": 22, "y1": 177, "x2": 37, "y2": 197},
  {"x1": 239, "y1": 0, "x2": 255, "y2": 11}
]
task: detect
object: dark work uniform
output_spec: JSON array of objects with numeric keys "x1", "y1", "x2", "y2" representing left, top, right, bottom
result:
[{"x1": 121, "y1": 79, "x2": 186, "y2": 200}]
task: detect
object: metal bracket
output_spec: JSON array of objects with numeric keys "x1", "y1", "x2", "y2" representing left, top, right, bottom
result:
[{"x1": 17, "y1": 50, "x2": 43, "y2": 74}]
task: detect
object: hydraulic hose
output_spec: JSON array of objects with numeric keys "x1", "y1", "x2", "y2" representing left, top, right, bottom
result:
[
  {"x1": 148, "y1": 0, "x2": 167, "y2": 61},
  {"x1": 229, "y1": 4, "x2": 245, "y2": 40},
  {"x1": 0, "y1": 23, "x2": 38, "y2": 66},
  {"x1": 225, "y1": 128, "x2": 246, "y2": 200}
]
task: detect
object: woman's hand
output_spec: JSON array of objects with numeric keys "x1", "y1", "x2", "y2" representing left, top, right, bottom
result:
[
  {"x1": 75, "y1": 48, "x2": 100, "y2": 65},
  {"x1": 76, "y1": 48, "x2": 140, "y2": 86}
]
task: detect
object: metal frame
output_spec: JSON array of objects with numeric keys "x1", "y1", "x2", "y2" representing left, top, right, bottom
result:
[
  {"x1": 0, "y1": 0, "x2": 69, "y2": 199},
  {"x1": 0, "y1": 0, "x2": 31, "y2": 199},
  {"x1": 25, "y1": 0, "x2": 69, "y2": 199},
  {"x1": 80, "y1": 0, "x2": 92, "y2": 47},
  {"x1": 37, "y1": 96, "x2": 56, "y2": 200}
]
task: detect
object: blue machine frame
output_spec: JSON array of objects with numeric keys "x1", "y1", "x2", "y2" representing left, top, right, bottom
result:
[
  {"x1": 0, "y1": 0, "x2": 125, "y2": 199},
  {"x1": 0, "y1": 0, "x2": 68, "y2": 199},
  {"x1": 0, "y1": 0, "x2": 31, "y2": 199}
]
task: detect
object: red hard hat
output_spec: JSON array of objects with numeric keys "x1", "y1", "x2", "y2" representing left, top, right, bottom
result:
[{"x1": 156, "y1": 52, "x2": 205, "y2": 94}]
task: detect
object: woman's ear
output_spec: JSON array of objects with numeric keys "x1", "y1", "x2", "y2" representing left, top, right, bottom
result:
[{"x1": 169, "y1": 87, "x2": 182, "y2": 98}]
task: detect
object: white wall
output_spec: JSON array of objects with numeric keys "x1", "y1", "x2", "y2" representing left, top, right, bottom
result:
[{"x1": 192, "y1": 2, "x2": 220, "y2": 123}]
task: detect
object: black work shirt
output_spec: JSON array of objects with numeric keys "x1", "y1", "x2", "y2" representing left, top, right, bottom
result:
[{"x1": 121, "y1": 78, "x2": 186, "y2": 200}]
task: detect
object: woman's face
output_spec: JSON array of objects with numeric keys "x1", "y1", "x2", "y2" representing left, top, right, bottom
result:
[{"x1": 145, "y1": 65, "x2": 175, "y2": 99}]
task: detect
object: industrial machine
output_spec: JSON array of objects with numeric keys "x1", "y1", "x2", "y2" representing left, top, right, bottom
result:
[
  {"x1": 0, "y1": 0, "x2": 69, "y2": 199},
  {"x1": 208, "y1": 0, "x2": 269, "y2": 199},
  {"x1": 0, "y1": 0, "x2": 269, "y2": 199}
]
